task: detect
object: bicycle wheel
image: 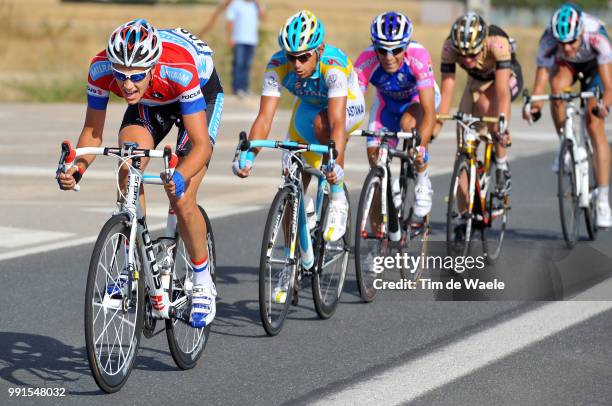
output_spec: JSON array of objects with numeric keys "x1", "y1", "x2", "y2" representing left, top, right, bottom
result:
[
  {"x1": 85, "y1": 214, "x2": 144, "y2": 393},
  {"x1": 558, "y1": 139, "x2": 579, "y2": 248},
  {"x1": 446, "y1": 154, "x2": 473, "y2": 262},
  {"x1": 583, "y1": 144, "x2": 598, "y2": 241},
  {"x1": 166, "y1": 206, "x2": 216, "y2": 369},
  {"x1": 354, "y1": 169, "x2": 386, "y2": 302},
  {"x1": 313, "y1": 184, "x2": 351, "y2": 319},
  {"x1": 482, "y1": 161, "x2": 509, "y2": 263},
  {"x1": 259, "y1": 186, "x2": 297, "y2": 336},
  {"x1": 400, "y1": 172, "x2": 430, "y2": 281}
]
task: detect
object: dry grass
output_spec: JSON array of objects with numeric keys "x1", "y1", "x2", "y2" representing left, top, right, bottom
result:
[{"x1": 0, "y1": 0, "x2": 542, "y2": 102}]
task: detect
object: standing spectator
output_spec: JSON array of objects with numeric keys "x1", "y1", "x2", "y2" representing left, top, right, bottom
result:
[{"x1": 226, "y1": 0, "x2": 264, "y2": 97}]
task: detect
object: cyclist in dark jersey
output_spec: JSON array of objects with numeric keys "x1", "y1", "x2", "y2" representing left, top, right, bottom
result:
[{"x1": 58, "y1": 19, "x2": 224, "y2": 327}]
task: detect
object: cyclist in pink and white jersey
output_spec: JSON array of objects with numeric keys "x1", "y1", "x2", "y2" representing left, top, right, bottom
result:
[
  {"x1": 58, "y1": 19, "x2": 224, "y2": 328},
  {"x1": 354, "y1": 12, "x2": 439, "y2": 218}
]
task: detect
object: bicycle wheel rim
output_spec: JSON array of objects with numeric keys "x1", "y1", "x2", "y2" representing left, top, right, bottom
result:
[
  {"x1": 259, "y1": 187, "x2": 296, "y2": 336},
  {"x1": 446, "y1": 156, "x2": 473, "y2": 262},
  {"x1": 85, "y1": 215, "x2": 143, "y2": 393},
  {"x1": 313, "y1": 185, "x2": 351, "y2": 319},
  {"x1": 482, "y1": 163, "x2": 508, "y2": 262},
  {"x1": 558, "y1": 141, "x2": 579, "y2": 247},
  {"x1": 166, "y1": 206, "x2": 213, "y2": 369},
  {"x1": 354, "y1": 170, "x2": 385, "y2": 302}
]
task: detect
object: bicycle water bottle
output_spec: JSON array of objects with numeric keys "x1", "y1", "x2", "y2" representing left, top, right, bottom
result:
[{"x1": 576, "y1": 146, "x2": 590, "y2": 208}]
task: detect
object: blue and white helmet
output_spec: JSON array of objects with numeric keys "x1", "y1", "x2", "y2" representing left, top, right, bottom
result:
[
  {"x1": 106, "y1": 19, "x2": 162, "y2": 68},
  {"x1": 278, "y1": 10, "x2": 325, "y2": 53},
  {"x1": 551, "y1": 3, "x2": 584, "y2": 43},
  {"x1": 370, "y1": 12, "x2": 413, "y2": 50}
]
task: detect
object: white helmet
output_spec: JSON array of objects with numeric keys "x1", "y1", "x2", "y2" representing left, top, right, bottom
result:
[{"x1": 106, "y1": 19, "x2": 162, "y2": 68}]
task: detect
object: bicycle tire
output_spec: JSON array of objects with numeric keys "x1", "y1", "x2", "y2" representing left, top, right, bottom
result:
[
  {"x1": 259, "y1": 186, "x2": 297, "y2": 336},
  {"x1": 399, "y1": 173, "x2": 430, "y2": 281},
  {"x1": 166, "y1": 206, "x2": 216, "y2": 370},
  {"x1": 85, "y1": 214, "x2": 144, "y2": 393},
  {"x1": 313, "y1": 184, "x2": 351, "y2": 319},
  {"x1": 558, "y1": 139, "x2": 580, "y2": 248},
  {"x1": 482, "y1": 161, "x2": 508, "y2": 263},
  {"x1": 446, "y1": 154, "x2": 473, "y2": 264},
  {"x1": 354, "y1": 169, "x2": 385, "y2": 302},
  {"x1": 583, "y1": 144, "x2": 598, "y2": 241}
]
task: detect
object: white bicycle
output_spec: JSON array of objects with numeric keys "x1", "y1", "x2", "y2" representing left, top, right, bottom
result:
[
  {"x1": 56, "y1": 141, "x2": 215, "y2": 393},
  {"x1": 523, "y1": 89, "x2": 601, "y2": 247}
]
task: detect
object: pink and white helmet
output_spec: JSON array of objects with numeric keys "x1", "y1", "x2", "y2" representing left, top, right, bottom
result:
[{"x1": 106, "y1": 19, "x2": 162, "y2": 68}]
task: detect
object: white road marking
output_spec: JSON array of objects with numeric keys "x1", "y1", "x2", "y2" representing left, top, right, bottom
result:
[
  {"x1": 0, "y1": 226, "x2": 75, "y2": 248},
  {"x1": 314, "y1": 300, "x2": 612, "y2": 406},
  {"x1": 0, "y1": 205, "x2": 262, "y2": 262}
]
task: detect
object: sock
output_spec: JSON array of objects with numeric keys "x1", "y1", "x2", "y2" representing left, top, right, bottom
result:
[
  {"x1": 496, "y1": 155, "x2": 509, "y2": 171},
  {"x1": 190, "y1": 255, "x2": 212, "y2": 286},
  {"x1": 330, "y1": 181, "x2": 346, "y2": 201},
  {"x1": 597, "y1": 186, "x2": 609, "y2": 204},
  {"x1": 417, "y1": 167, "x2": 430, "y2": 184}
]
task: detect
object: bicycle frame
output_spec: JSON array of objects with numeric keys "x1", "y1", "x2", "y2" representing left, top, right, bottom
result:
[
  {"x1": 350, "y1": 129, "x2": 419, "y2": 240},
  {"x1": 524, "y1": 91, "x2": 597, "y2": 208},
  {"x1": 57, "y1": 141, "x2": 183, "y2": 319},
  {"x1": 439, "y1": 113, "x2": 505, "y2": 232},
  {"x1": 237, "y1": 135, "x2": 336, "y2": 271}
]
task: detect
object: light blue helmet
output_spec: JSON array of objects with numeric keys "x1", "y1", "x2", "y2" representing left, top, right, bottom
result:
[
  {"x1": 552, "y1": 3, "x2": 584, "y2": 43},
  {"x1": 278, "y1": 10, "x2": 325, "y2": 53}
]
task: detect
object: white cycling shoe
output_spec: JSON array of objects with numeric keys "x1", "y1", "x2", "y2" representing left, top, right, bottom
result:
[
  {"x1": 596, "y1": 201, "x2": 612, "y2": 228},
  {"x1": 272, "y1": 265, "x2": 292, "y2": 304},
  {"x1": 413, "y1": 180, "x2": 433, "y2": 218},
  {"x1": 190, "y1": 283, "x2": 217, "y2": 328},
  {"x1": 324, "y1": 198, "x2": 349, "y2": 242}
]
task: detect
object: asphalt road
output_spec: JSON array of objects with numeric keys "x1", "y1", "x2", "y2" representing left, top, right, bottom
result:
[{"x1": 1, "y1": 100, "x2": 612, "y2": 405}]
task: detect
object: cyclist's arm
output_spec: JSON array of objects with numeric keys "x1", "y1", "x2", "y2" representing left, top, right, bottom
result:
[
  {"x1": 417, "y1": 86, "x2": 436, "y2": 146},
  {"x1": 180, "y1": 111, "x2": 213, "y2": 179},
  {"x1": 493, "y1": 67, "x2": 511, "y2": 128},
  {"x1": 327, "y1": 95, "x2": 347, "y2": 166}
]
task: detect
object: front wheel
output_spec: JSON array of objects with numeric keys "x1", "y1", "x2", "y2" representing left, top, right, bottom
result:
[
  {"x1": 85, "y1": 214, "x2": 144, "y2": 393},
  {"x1": 558, "y1": 140, "x2": 579, "y2": 248},
  {"x1": 259, "y1": 186, "x2": 297, "y2": 336},
  {"x1": 166, "y1": 206, "x2": 216, "y2": 370},
  {"x1": 482, "y1": 161, "x2": 509, "y2": 263},
  {"x1": 354, "y1": 169, "x2": 385, "y2": 302},
  {"x1": 446, "y1": 154, "x2": 473, "y2": 263},
  {"x1": 313, "y1": 184, "x2": 351, "y2": 319}
]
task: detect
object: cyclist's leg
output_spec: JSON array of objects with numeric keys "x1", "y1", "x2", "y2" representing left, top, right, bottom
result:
[
  {"x1": 584, "y1": 73, "x2": 611, "y2": 224},
  {"x1": 454, "y1": 83, "x2": 476, "y2": 213},
  {"x1": 119, "y1": 104, "x2": 172, "y2": 212},
  {"x1": 366, "y1": 93, "x2": 392, "y2": 166},
  {"x1": 550, "y1": 63, "x2": 575, "y2": 134}
]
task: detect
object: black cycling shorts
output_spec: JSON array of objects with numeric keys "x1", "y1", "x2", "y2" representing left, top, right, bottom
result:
[{"x1": 120, "y1": 67, "x2": 224, "y2": 157}]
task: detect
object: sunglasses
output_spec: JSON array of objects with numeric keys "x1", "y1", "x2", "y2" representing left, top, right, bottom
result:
[
  {"x1": 112, "y1": 66, "x2": 153, "y2": 83},
  {"x1": 375, "y1": 47, "x2": 405, "y2": 56},
  {"x1": 286, "y1": 51, "x2": 314, "y2": 64},
  {"x1": 560, "y1": 38, "x2": 580, "y2": 46}
]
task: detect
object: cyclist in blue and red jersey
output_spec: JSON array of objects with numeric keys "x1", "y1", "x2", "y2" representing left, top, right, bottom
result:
[
  {"x1": 524, "y1": 3, "x2": 612, "y2": 227},
  {"x1": 57, "y1": 19, "x2": 224, "y2": 327},
  {"x1": 354, "y1": 12, "x2": 440, "y2": 220}
]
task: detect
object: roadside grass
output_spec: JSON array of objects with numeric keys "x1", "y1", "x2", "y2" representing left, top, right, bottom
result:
[{"x1": 0, "y1": 0, "x2": 542, "y2": 104}]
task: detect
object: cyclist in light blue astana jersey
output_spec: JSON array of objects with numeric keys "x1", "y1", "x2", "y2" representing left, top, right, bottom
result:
[
  {"x1": 524, "y1": 3, "x2": 612, "y2": 228},
  {"x1": 233, "y1": 9, "x2": 365, "y2": 243}
]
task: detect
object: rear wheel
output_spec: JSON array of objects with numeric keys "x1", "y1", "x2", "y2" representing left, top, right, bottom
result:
[
  {"x1": 558, "y1": 140, "x2": 579, "y2": 248},
  {"x1": 259, "y1": 187, "x2": 297, "y2": 336},
  {"x1": 313, "y1": 184, "x2": 351, "y2": 319},
  {"x1": 446, "y1": 154, "x2": 473, "y2": 263},
  {"x1": 85, "y1": 214, "x2": 144, "y2": 393},
  {"x1": 166, "y1": 206, "x2": 215, "y2": 370},
  {"x1": 354, "y1": 169, "x2": 385, "y2": 302}
]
